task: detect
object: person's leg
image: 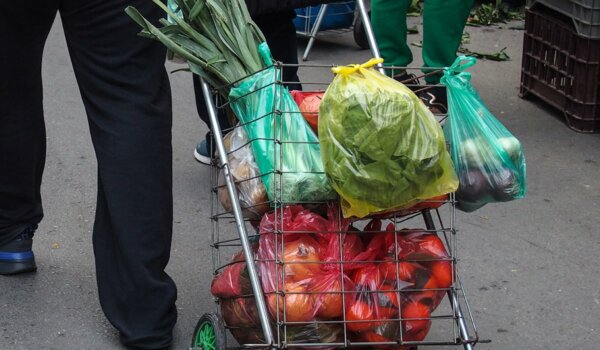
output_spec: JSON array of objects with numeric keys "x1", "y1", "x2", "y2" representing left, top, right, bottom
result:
[
  {"x1": 59, "y1": 0, "x2": 176, "y2": 348},
  {"x1": 257, "y1": 12, "x2": 302, "y2": 91},
  {"x1": 192, "y1": 74, "x2": 232, "y2": 164},
  {"x1": 422, "y1": 0, "x2": 474, "y2": 84},
  {"x1": 371, "y1": 0, "x2": 412, "y2": 68},
  {"x1": 0, "y1": 2, "x2": 57, "y2": 274}
]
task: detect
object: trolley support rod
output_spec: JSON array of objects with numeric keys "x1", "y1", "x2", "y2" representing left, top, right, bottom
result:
[
  {"x1": 200, "y1": 78, "x2": 276, "y2": 349},
  {"x1": 355, "y1": 0, "x2": 384, "y2": 74},
  {"x1": 422, "y1": 210, "x2": 474, "y2": 350},
  {"x1": 302, "y1": 4, "x2": 329, "y2": 61}
]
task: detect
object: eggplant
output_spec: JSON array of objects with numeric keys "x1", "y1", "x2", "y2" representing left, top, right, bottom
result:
[
  {"x1": 490, "y1": 167, "x2": 518, "y2": 202},
  {"x1": 456, "y1": 168, "x2": 491, "y2": 203}
]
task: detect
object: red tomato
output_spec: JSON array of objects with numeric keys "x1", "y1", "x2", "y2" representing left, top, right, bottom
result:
[
  {"x1": 418, "y1": 235, "x2": 448, "y2": 259},
  {"x1": 345, "y1": 300, "x2": 380, "y2": 332},
  {"x1": 282, "y1": 237, "x2": 322, "y2": 281},
  {"x1": 399, "y1": 262, "x2": 417, "y2": 282},
  {"x1": 352, "y1": 264, "x2": 382, "y2": 288},
  {"x1": 378, "y1": 283, "x2": 401, "y2": 309},
  {"x1": 267, "y1": 283, "x2": 316, "y2": 323},
  {"x1": 314, "y1": 276, "x2": 344, "y2": 319},
  {"x1": 402, "y1": 301, "x2": 431, "y2": 333},
  {"x1": 379, "y1": 261, "x2": 397, "y2": 281},
  {"x1": 431, "y1": 260, "x2": 453, "y2": 289}
]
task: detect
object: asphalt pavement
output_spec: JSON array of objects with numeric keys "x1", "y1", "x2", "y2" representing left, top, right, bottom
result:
[{"x1": 1, "y1": 14, "x2": 599, "y2": 350}]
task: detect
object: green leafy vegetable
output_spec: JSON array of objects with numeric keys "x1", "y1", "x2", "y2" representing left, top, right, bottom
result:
[
  {"x1": 319, "y1": 61, "x2": 459, "y2": 218},
  {"x1": 125, "y1": 0, "x2": 266, "y2": 95}
]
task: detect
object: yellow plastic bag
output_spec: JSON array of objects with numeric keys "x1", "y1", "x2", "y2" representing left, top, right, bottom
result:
[{"x1": 319, "y1": 59, "x2": 459, "y2": 218}]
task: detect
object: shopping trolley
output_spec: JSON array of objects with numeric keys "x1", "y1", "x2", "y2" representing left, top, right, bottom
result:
[
  {"x1": 189, "y1": 0, "x2": 485, "y2": 348},
  {"x1": 295, "y1": 0, "x2": 372, "y2": 61},
  {"x1": 189, "y1": 62, "x2": 486, "y2": 349}
]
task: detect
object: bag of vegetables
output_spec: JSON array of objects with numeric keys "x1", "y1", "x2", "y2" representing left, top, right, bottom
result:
[
  {"x1": 442, "y1": 56, "x2": 526, "y2": 212},
  {"x1": 218, "y1": 126, "x2": 270, "y2": 220},
  {"x1": 229, "y1": 44, "x2": 336, "y2": 204},
  {"x1": 319, "y1": 59, "x2": 459, "y2": 218}
]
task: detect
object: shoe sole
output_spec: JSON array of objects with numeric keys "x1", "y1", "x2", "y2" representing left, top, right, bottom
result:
[
  {"x1": 193, "y1": 148, "x2": 212, "y2": 165},
  {"x1": 0, "y1": 258, "x2": 37, "y2": 275}
]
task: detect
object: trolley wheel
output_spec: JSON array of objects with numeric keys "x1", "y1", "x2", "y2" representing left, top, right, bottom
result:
[
  {"x1": 353, "y1": 11, "x2": 371, "y2": 50},
  {"x1": 190, "y1": 313, "x2": 227, "y2": 350}
]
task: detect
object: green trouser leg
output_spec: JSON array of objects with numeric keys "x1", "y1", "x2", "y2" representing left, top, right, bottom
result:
[
  {"x1": 371, "y1": 0, "x2": 473, "y2": 83},
  {"x1": 422, "y1": 0, "x2": 473, "y2": 83},
  {"x1": 371, "y1": 0, "x2": 412, "y2": 71}
]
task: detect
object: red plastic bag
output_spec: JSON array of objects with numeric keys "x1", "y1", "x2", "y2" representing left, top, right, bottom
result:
[
  {"x1": 344, "y1": 264, "x2": 401, "y2": 333},
  {"x1": 291, "y1": 90, "x2": 324, "y2": 135},
  {"x1": 210, "y1": 248, "x2": 254, "y2": 298},
  {"x1": 310, "y1": 270, "x2": 355, "y2": 319},
  {"x1": 258, "y1": 205, "x2": 350, "y2": 292}
]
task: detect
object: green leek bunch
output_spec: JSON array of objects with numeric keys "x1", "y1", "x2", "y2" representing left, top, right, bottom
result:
[{"x1": 125, "y1": 0, "x2": 267, "y2": 92}]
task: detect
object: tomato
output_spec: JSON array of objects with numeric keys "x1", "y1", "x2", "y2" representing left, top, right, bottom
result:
[
  {"x1": 417, "y1": 276, "x2": 439, "y2": 306},
  {"x1": 430, "y1": 260, "x2": 453, "y2": 289},
  {"x1": 378, "y1": 283, "x2": 400, "y2": 308},
  {"x1": 267, "y1": 282, "x2": 316, "y2": 323},
  {"x1": 314, "y1": 276, "x2": 344, "y2": 319},
  {"x1": 352, "y1": 264, "x2": 382, "y2": 288},
  {"x1": 418, "y1": 235, "x2": 448, "y2": 259},
  {"x1": 401, "y1": 301, "x2": 431, "y2": 333},
  {"x1": 345, "y1": 300, "x2": 380, "y2": 332},
  {"x1": 379, "y1": 261, "x2": 417, "y2": 282},
  {"x1": 282, "y1": 237, "x2": 322, "y2": 281}
]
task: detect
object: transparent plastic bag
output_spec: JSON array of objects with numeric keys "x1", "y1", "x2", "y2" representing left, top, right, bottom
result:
[
  {"x1": 319, "y1": 58, "x2": 459, "y2": 218},
  {"x1": 229, "y1": 44, "x2": 336, "y2": 203},
  {"x1": 218, "y1": 127, "x2": 270, "y2": 219},
  {"x1": 442, "y1": 56, "x2": 526, "y2": 212}
]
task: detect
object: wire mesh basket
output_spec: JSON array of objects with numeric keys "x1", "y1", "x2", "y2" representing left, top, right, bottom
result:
[{"x1": 205, "y1": 63, "x2": 481, "y2": 349}]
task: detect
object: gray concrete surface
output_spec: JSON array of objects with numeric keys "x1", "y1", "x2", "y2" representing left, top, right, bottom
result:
[{"x1": 1, "y1": 14, "x2": 599, "y2": 350}]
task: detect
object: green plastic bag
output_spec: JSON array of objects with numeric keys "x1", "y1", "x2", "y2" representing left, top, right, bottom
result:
[
  {"x1": 319, "y1": 58, "x2": 459, "y2": 218},
  {"x1": 442, "y1": 56, "x2": 526, "y2": 213},
  {"x1": 229, "y1": 43, "x2": 336, "y2": 203}
]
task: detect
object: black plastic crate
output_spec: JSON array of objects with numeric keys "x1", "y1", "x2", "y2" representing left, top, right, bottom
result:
[
  {"x1": 526, "y1": 0, "x2": 600, "y2": 39},
  {"x1": 520, "y1": 6, "x2": 600, "y2": 133}
]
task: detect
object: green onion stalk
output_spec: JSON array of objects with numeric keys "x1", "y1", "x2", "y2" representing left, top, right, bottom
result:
[{"x1": 125, "y1": 0, "x2": 267, "y2": 95}]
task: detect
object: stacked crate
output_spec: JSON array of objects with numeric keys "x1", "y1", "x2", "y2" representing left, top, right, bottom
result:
[{"x1": 520, "y1": 0, "x2": 600, "y2": 132}]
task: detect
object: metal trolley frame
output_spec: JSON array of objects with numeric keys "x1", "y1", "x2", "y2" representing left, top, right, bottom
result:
[
  {"x1": 190, "y1": 1, "x2": 486, "y2": 348},
  {"x1": 193, "y1": 62, "x2": 484, "y2": 349}
]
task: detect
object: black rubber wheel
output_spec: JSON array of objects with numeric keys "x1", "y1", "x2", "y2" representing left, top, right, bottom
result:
[
  {"x1": 190, "y1": 312, "x2": 227, "y2": 350},
  {"x1": 353, "y1": 11, "x2": 371, "y2": 50}
]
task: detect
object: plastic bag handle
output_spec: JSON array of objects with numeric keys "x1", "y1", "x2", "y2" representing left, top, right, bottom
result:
[
  {"x1": 445, "y1": 55, "x2": 477, "y2": 74},
  {"x1": 258, "y1": 42, "x2": 273, "y2": 66},
  {"x1": 331, "y1": 58, "x2": 384, "y2": 75}
]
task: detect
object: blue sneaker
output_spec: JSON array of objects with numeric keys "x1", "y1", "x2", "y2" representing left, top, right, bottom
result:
[
  {"x1": 193, "y1": 140, "x2": 212, "y2": 165},
  {"x1": 0, "y1": 226, "x2": 37, "y2": 275}
]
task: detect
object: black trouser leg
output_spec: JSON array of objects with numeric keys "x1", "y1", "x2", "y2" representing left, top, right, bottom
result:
[
  {"x1": 0, "y1": 3, "x2": 56, "y2": 246},
  {"x1": 59, "y1": 0, "x2": 176, "y2": 347}
]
